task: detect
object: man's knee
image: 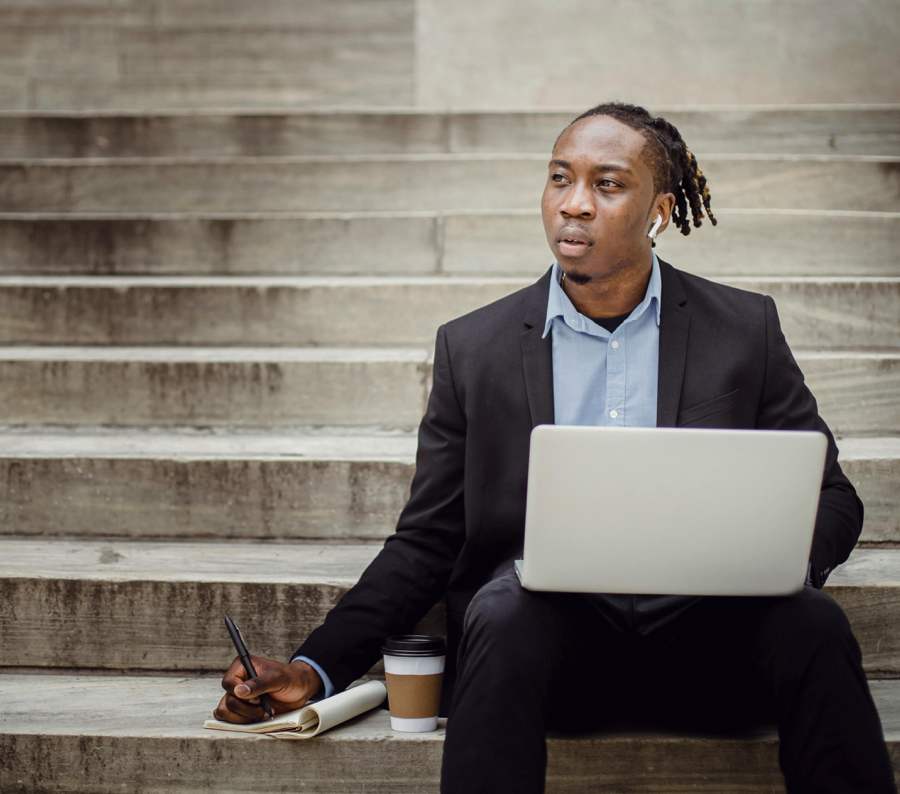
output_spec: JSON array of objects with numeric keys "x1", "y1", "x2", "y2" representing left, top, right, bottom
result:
[
  {"x1": 464, "y1": 574, "x2": 534, "y2": 641},
  {"x1": 460, "y1": 573, "x2": 574, "y2": 665}
]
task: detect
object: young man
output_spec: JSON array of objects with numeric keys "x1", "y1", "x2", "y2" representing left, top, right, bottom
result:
[{"x1": 214, "y1": 103, "x2": 896, "y2": 793}]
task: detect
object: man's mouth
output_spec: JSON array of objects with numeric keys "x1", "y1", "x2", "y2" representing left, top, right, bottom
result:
[{"x1": 558, "y1": 233, "x2": 592, "y2": 256}]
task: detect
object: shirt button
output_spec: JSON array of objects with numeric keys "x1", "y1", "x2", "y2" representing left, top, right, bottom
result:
[
  {"x1": 609, "y1": 410, "x2": 618, "y2": 419},
  {"x1": 611, "y1": 340, "x2": 619, "y2": 349}
]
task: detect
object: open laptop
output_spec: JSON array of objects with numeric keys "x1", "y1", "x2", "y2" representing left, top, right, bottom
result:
[{"x1": 515, "y1": 425, "x2": 828, "y2": 597}]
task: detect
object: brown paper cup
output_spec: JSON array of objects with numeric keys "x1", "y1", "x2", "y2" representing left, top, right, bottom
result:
[{"x1": 382, "y1": 635, "x2": 446, "y2": 732}]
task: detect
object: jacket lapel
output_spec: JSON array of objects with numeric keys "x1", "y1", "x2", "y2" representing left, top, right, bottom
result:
[
  {"x1": 656, "y1": 260, "x2": 691, "y2": 428},
  {"x1": 521, "y1": 269, "x2": 555, "y2": 428}
]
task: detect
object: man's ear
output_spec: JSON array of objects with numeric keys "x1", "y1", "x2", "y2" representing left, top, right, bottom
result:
[{"x1": 653, "y1": 193, "x2": 677, "y2": 236}]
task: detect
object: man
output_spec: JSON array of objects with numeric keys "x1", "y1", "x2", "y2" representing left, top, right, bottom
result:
[{"x1": 214, "y1": 102, "x2": 896, "y2": 793}]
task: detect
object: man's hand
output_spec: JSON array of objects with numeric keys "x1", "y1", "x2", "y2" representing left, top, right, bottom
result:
[{"x1": 214, "y1": 657, "x2": 323, "y2": 724}]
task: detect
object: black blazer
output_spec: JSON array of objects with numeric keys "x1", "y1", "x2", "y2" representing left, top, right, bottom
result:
[{"x1": 296, "y1": 260, "x2": 863, "y2": 700}]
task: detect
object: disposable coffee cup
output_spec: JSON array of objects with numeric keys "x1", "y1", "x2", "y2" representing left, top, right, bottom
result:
[{"x1": 382, "y1": 635, "x2": 446, "y2": 732}]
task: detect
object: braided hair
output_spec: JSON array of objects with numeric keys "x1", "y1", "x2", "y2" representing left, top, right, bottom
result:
[{"x1": 561, "y1": 102, "x2": 717, "y2": 246}]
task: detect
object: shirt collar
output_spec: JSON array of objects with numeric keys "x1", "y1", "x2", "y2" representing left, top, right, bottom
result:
[{"x1": 542, "y1": 252, "x2": 662, "y2": 339}]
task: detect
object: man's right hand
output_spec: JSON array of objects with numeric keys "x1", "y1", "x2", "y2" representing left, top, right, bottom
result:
[{"x1": 214, "y1": 657, "x2": 323, "y2": 724}]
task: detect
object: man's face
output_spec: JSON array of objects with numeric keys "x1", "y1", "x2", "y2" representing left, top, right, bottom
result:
[{"x1": 541, "y1": 115, "x2": 659, "y2": 282}]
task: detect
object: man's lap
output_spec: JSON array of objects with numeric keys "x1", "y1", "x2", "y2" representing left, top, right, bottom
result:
[{"x1": 460, "y1": 573, "x2": 856, "y2": 733}]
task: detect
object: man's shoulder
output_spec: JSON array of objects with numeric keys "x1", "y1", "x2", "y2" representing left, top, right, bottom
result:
[{"x1": 663, "y1": 260, "x2": 769, "y2": 323}]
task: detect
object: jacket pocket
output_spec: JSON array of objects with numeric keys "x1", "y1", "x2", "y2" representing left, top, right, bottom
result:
[{"x1": 676, "y1": 389, "x2": 739, "y2": 427}]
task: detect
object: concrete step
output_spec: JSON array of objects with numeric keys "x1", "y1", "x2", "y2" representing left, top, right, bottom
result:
[
  {"x1": 0, "y1": 538, "x2": 427, "y2": 670},
  {"x1": 0, "y1": 347, "x2": 895, "y2": 435},
  {"x1": 839, "y1": 437, "x2": 900, "y2": 543},
  {"x1": 0, "y1": 275, "x2": 897, "y2": 350},
  {"x1": 3, "y1": 210, "x2": 898, "y2": 278},
  {"x1": 0, "y1": 540, "x2": 897, "y2": 674},
  {"x1": 1, "y1": 674, "x2": 898, "y2": 794},
  {"x1": 1, "y1": 155, "x2": 898, "y2": 213},
  {"x1": 1, "y1": 431, "x2": 894, "y2": 543},
  {"x1": 2, "y1": 106, "x2": 898, "y2": 158},
  {"x1": 0, "y1": 346, "x2": 431, "y2": 428},
  {"x1": 0, "y1": 428, "x2": 417, "y2": 541}
]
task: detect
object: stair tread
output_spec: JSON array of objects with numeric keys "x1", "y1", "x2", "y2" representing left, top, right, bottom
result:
[
  {"x1": 0, "y1": 673, "x2": 897, "y2": 740},
  {"x1": 0, "y1": 539, "x2": 895, "y2": 587},
  {"x1": 4, "y1": 153, "x2": 900, "y2": 165},
  {"x1": 0, "y1": 427, "x2": 417, "y2": 460},
  {"x1": 2, "y1": 207, "x2": 898, "y2": 218},
  {"x1": 0, "y1": 345, "x2": 430, "y2": 361},
  {"x1": 1, "y1": 274, "x2": 899, "y2": 286},
  {"x1": 0, "y1": 346, "x2": 895, "y2": 359},
  {"x1": 0, "y1": 428, "x2": 891, "y2": 460},
  {"x1": 3, "y1": 104, "x2": 900, "y2": 116}
]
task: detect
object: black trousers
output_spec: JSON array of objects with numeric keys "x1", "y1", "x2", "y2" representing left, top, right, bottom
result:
[{"x1": 441, "y1": 572, "x2": 896, "y2": 794}]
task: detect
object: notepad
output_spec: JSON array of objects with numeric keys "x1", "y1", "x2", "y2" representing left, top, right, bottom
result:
[{"x1": 203, "y1": 679, "x2": 387, "y2": 738}]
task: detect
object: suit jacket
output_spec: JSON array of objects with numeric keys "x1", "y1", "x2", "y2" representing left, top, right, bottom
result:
[{"x1": 296, "y1": 260, "x2": 863, "y2": 704}]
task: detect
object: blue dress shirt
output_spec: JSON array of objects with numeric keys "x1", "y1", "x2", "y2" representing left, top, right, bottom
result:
[
  {"x1": 291, "y1": 654, "x2": 336, "y2": 699},
  {"x1": 543, "y1": 255, "x2": 661, "y2": 429}
]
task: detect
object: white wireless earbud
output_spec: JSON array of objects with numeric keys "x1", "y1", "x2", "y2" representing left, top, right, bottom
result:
[{"x1": 648, "y1": 214, "x2": 663, "y2": 240}]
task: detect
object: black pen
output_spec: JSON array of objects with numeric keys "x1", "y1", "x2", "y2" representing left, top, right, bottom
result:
[{"x1": 224, "y1": 616, "x2": 274, "y2": 721}]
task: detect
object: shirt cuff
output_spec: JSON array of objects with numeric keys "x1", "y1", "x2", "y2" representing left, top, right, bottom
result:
[{"x1": 290, "y1": 655, "x2": 335, "y2": 699}]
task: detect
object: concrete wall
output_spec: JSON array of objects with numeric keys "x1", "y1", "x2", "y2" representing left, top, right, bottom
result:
[
  {"x1": 416, "y1": 0, "x2": 900, "y2": 108},
  {"x1": 0, "y1": 0, "x2": 415, "y2": 109},
  {"x1": 1, "y1": 0, "x2": 898, "y2": 109}
]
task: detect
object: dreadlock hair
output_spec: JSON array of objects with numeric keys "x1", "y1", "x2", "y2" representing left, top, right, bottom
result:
[{"x1": 560, "y1": 101, "x2": 717, "y2": 247}]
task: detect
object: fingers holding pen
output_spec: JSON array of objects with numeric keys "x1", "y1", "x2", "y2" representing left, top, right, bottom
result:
[
  {"x1": 213, "y1": 691, "x2": 267, "y2": 723},
  {"x1": 215, "y1": 653, "x2": 323, "y2": 723},
  {"x1": 217, "y1": 655, "x2": 267, "y2": 722}
]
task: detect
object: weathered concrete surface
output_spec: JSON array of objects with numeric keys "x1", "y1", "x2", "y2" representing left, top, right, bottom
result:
[
  {"x1": 0, "y1": 539, "x2": 443, "y2": 670},
  {"x1": 795, "y1": 351, "x2": 900, "y2": 436},
  {"x1": 0, "y1": 275, "x2": 896, "y2": 349},
  {"x1": 1, "y1": 433, "x2": 894, "y2": 542},
  {"x1": 416, "y1": 0, "x2": 900, "y2": 107},
  {"x1": 2, "y1": 107, "x2": 898, "y2": 158},
  {"x1": 827, "y1": 550, "x2": 900, "y2": 676},
  {"x1": 839, "y1": 437, "x2": 900, "y2": 543},
  {"x1": 28, "y1": 73, "x2": 410, "y2": 113},
  {"x1": 650, "y1": 210, "x2": 900, "y2": 279},
  {"x1": 0, "y1": 211, "x2": 443, "y2": 276},
  {"x1": 0, "y1": 541, "x2": 896, "y2": 674},
  {"x1": 1, "y1": 156, "x2": 898, "y2": 213},
  {"x1": 0, "y1": 429, "x2": 416, "y2": 540},
  {"x1": 0, "y1": 676, "x2": 896, "y2": 793},
  {"x1": 0, "y1": 275, "x2": 524, "y2": 347},
  {"x1": 0, "y1": 346, "x2": 431, "y2": 428},
  {"x1": 0, "y1": 0, "x2": 415, "y2": 110},
  {"x1": 0, "y1": 348, "x2": 894, "y2": 434},
  {"x1": 3, "y1": 210, "x2": 899, "y2": 278},
  {"x1": 444, "y1": 209, "x2": 900, "y2": 279}
]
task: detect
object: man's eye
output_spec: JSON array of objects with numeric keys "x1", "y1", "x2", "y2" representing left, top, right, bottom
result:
[
  {"x1": 598, "y1": 179, "x2": 617, "y2": 188},
  {"x1": 551, "y1": 174, "x2": 568, "y2": 183}
]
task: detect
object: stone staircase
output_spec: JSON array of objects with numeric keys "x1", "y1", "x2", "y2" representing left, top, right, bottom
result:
[
  {"x1": 1, "y1": 104, "x2": 899, "y2": 794},
  {"x1": 1, "y1": 10, "x2": 899, "y2": 790}
]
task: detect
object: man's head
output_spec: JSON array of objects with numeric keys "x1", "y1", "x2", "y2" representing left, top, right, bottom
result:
[{"x1": 541, "y1": 102, "x2": 716, "y2": 286}]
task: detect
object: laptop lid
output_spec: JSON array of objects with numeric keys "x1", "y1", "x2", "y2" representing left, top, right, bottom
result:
[{"x1": 520, "y1": 425, "x2": 827, "y2": 597}]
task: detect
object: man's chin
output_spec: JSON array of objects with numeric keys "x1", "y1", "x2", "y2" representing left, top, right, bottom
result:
[{"x1": 559, "y1": 268, "x2": 594, "y2": 286}]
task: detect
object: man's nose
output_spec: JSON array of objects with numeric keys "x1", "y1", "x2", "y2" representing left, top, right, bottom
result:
[{"x1": 560, "y1": 181, "x2": 595, "y2": 218}]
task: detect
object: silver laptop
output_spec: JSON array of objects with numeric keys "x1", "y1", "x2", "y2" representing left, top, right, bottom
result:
[{"x1": 515, "y1": 425, "x2": 827, "y2": 597}]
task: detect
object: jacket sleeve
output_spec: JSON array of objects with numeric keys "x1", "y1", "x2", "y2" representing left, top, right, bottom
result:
[
  {"x1": 756, "y1": 295, "x2": 863, "y2": 588},
  {"x1": 293, "y1": 324, "x2": 468, "y2": 691}
]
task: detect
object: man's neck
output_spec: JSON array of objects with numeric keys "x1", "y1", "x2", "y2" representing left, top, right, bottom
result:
[{"x1": 560, "y1": 254, "x2": 653, "y2": 318}]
